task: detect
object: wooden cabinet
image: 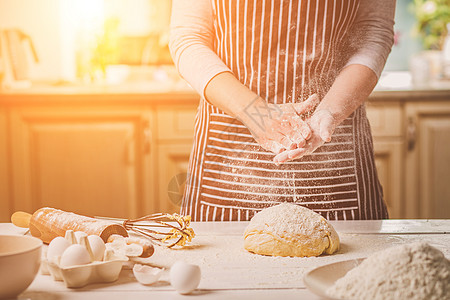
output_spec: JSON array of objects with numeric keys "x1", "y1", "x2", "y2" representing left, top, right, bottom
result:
[
  {"x1": 404, "y1": 102, "x2": 450, "y2": 219},
  {"x1": 155, "y1": 105, "x2": 197, "y2": 214},
  {"x1": 0, "y1": 107, "x2": 10, "y2": 222},
  {"x1": 366, "y1": 102, "x2": 404, "y2": 218},
  {"x1": 157, "y1": 143, "x2": 193, "y2": 213},
  {"x1": 0, "y1": 92, "x2": 200, "y2": 222},
  {"x1": 9, "y1": 105, "x2": 155, "y2": 219},
  {"x1": 367, "y1": 97, "x2": 450, "y2": 219},
  {"x1": 372, "y1": 141, "x2": 404, "y2": 218},
  {"x1": 1, "y1": 89, "x2": 449, "y2": 222}
]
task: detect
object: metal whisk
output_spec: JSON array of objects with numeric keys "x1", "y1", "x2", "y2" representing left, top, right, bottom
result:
[{"x1": 122, "y1": 213, "x2": 195, "y2": 248}]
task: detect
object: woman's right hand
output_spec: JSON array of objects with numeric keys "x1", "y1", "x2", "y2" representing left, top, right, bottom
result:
[
  {"x1": 237, "y1": 94, "x2": 320, "y2": 154},
  {"x1": 203, "y1": 72, "x2": 319, "y2": 154}
]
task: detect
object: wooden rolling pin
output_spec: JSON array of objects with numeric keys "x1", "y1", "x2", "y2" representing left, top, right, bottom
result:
[
  {"x1": 11, "y1": 207, "x2": 128, "y2": 244},
  {"x1": 11, "y1": 207, "x2": 154, "y2": 258}
]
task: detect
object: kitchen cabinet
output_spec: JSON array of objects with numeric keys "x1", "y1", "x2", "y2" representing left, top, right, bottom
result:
[
  {"x1": 1, "y1": 86, "x2": 450, "y2": 221},
  {"x1": 365, "y1": 101, "x2": 404, "y2": 218},
  {"x1": 0, "y1": 90, "x2": 200, "y2": 222},
  {"x1": 404, "y1": 101, "x2": 450, "y2": 219},
  {"x1": 0, "y1": 107, "x2": 10, "y2": 222},
  {"x1": 155, "y1": 105, "x2": 197, "y2": 214},
  {"x1": 157, "y1": 143, "x2": 193, "y2": 213},
  {"x1": 372, "y1": 141, "x2": 404, "y2": 218},
  {"x1": 9, "y1": 105, "x2": 155, "y2": 219}
]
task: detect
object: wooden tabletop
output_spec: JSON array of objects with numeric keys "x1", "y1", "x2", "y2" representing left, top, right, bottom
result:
[{"x1": 1, "y1": 220, "x2": 449, "y2": 300}]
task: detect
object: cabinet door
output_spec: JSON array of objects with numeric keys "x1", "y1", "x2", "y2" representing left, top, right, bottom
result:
[
  {"x1": 373, "y1": 140, "x2": 404, "y2": 218},
  {"x1": 157, "y1": 143, "x2": 193, "y2": 214},
  {"x1": 156, "y1": 105, "x2": 197, "y2": 141},
  {"x1": 367, "y1": 102, "x2": 404, "y2": 219},
  {"x1": 10, "y1": 106, "x2": 153, "y2": 219},
  {"x1": 0, "y1": 108, "x2": 10, "y2": 222},
  {"x1": 155, "y1": 105, "x2": 196, "y2": 214},
  {"x1": 405, "y1": 102, "x2": 450, "y2": 219}
]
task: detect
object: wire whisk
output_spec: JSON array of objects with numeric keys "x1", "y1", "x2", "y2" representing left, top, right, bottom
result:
[{"x1": 122, "y1": 213, "x2": 195, "y2": 248}]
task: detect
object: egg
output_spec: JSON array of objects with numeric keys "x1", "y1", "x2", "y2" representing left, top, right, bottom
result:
[
  {"x1": 170, "y1": 261, "x2": 201, "y2": 294},
  {"x1": 47, "y1": 236, "x2": 71, "y2": 262},
  {"x1": 133, "y1": 264, "x2": 163, "y2": 285},
  {"x1": 59, "y1": 244, "x2": 91, "y2": 268},
  {"x1": 87, "y1": 235, "x2": 106, "y2": 261}
]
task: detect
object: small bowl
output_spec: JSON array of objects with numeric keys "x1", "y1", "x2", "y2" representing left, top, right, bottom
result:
[{"x1": 0, "y1": 235, "x2": 42, "y2": 299}]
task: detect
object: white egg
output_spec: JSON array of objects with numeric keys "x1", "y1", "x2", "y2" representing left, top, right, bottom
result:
[
  {"x1": 47, "y1": 236, "x2": 71, "y2": 261},
  {"x1": 59, "y1": 244, "x2": 91, "y2": 268},
  {"x1": 170, "y1": 261, "x2": 201, "y2": 294},
  {"x1": 74, "y1": 231, "x2": 88, "y2": 243},
  {"x1": 133, "y1": 264, "x2": 163, "y2": 285},
  {"x1": 87, "y1": 235, "x2": 106, "y2": 261}
]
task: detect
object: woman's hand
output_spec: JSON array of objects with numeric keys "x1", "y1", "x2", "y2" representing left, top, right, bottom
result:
[
  {"x1": 272, "y1": 65, "x2": 380, "y2": 164},
  {"x1": 273, "y1": 108, "x2": 337, "y2": 164},
  {"x1": 238, "y1": 94, "x2": 320, "y2": 154}
]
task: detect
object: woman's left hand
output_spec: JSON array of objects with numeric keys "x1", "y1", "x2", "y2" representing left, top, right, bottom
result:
[{"x1": 273, "y1": 109, "x2": 336, "y2": 164}]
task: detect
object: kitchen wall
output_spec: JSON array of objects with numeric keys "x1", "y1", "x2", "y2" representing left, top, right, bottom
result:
[
  {"x1": 384, "y1": 0, "x2": 423, "y2": 72},
  {"x1": 0, "y1": 0, "x2": 69, "y2": 81},
  {"x1": 0, "y1": 0, "x2": 422, "y2": 83},
  {"x1": 0, "y1": 0, "x2": 171, "y2": 82}
]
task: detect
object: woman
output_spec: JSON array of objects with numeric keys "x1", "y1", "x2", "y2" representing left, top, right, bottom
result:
[{"x1": 169, "y1": 0, "x2": 395, "y2": 221}]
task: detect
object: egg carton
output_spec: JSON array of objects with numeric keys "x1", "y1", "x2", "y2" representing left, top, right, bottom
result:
[
  {"x1": 42, "y1": 231, "x2": 128, "y2": 288},
  {"x1": 45, "y1": 255, "x2": 127, "y2": 288}
]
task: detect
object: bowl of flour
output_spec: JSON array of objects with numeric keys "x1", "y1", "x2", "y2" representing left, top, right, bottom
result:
[{"x1": 304, "y1": 242, "x2": 450, "y2": 300}]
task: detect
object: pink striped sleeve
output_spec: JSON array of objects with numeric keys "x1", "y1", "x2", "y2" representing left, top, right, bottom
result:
[
  {"x1": 169, "y1": 0, "x2": 231, "y2": 98},
  {"x1": 344, "y1": 0, "x2": 395, "y2": 78}
]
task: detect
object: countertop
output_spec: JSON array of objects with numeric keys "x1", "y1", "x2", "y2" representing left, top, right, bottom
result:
[
  {"x1": 1, "y1": 71, "x2": 450, "y2": 104},
  {"x1": 1, "y1": 220, "x2": 449, "y2": 300},
  {"x1": 0, "y1": 80, "x2": 200, "y2": 105}
]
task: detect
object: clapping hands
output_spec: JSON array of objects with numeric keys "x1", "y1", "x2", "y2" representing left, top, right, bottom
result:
[
  {"x1": 241, "y1": 93, "x2": 337, "y2": 164},
  {"x1": 273, "y1": 108, "x2": 336, "y2": 164}
]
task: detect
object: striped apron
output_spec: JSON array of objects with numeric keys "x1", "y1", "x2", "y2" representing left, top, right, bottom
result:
[{"x1": 181, "y1": 0, "x2": 389, "y2": 221}]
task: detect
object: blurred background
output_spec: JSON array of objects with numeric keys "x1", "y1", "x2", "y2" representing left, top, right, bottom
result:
[
  {"x1": 0, "y1": 0, "x2": 449, "y2": 221},
  {"x1": 0, "y1": 0, "x2": 175, "y2": 85}
]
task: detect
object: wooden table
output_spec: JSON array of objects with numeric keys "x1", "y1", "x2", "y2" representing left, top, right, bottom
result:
[{"x1": 1, "y1": 220, "x2": 449, "y2": 300}]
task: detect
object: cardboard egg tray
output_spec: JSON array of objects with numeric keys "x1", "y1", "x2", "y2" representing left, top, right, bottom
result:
[{"x1": 41, "y1": 230, "x2": 129, "y2": 288}]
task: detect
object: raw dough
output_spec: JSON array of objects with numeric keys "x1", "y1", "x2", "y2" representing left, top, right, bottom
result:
[{"x1": 243, "y1": 203, "x2": 340, "y2": 257}]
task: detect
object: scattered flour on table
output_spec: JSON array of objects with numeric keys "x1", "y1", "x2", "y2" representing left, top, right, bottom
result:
[{"x1": 327, "y1": 242, "x2": 450, "y2": 300}]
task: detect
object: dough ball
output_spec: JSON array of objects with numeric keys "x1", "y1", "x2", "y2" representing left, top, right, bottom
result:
[{"x1": 243, "y1": 203, "x2": 340, "y2": 257}]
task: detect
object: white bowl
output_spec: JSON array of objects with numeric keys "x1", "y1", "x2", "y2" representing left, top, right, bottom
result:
[{"x1": 0, "y1": 235, "x2": 42, "y2": 299}]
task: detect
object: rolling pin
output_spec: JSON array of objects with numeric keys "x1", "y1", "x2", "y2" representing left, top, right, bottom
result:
[
  {"x1": 11, "y1": 207, "x2": 154, "y2": 258},
  {"x1": 11, "y1": 207, "x2": 128, "y2": 243}
]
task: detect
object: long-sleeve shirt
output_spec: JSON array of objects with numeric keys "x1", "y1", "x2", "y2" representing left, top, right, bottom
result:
[
  {"x1": 169, "y1": 0, "x2": 395, "y2": 98},
  {"x1": 168, "y1": 0, "x2": 395, "y2": 221}
]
